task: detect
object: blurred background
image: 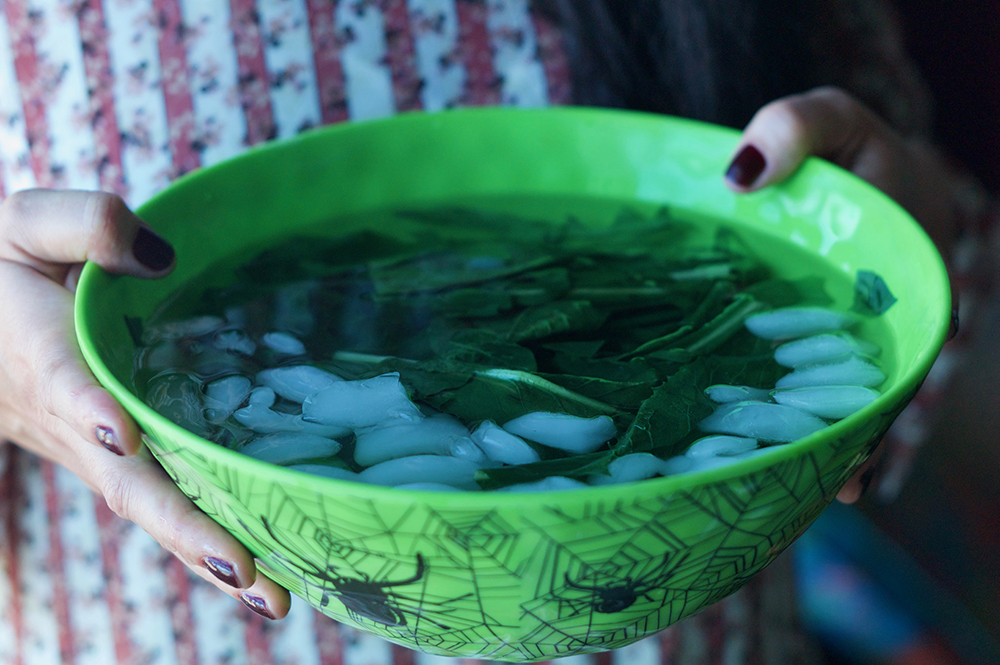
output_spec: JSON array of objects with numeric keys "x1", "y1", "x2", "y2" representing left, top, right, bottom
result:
[{"x1": 792, "y1": 2, "x2": 1000, "y2": 663}]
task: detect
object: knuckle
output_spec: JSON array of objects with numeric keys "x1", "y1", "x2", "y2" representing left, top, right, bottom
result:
[
  {"x1": 155, "y1": 514, "x2": 185, "y2": 557},
  {"x1": 100, "y1": 469, "x2": 137, "y2": 522},
  {"x1": 84, "y1": 192, "x2": 130, "y2": 243},
  {"x1": 0, "y1": 189, "x2": 41, "y2": 246}
]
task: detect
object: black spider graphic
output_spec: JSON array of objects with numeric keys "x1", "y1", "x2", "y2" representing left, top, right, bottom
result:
[
  {"x1": 250, "y1": 517, "x2": 442, "y2": 629},
  {"x1": 559, "y1": 550, "x2": 688, "y2": 614}
]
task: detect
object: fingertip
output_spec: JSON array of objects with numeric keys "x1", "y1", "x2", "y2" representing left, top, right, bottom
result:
[
  {"x1": 85, "y1": 193, "x2": 175, "y2": 278},
  {"x1": 724, "y1": 144, "x2": 767, "y2": 190},
  {"x1": 836, "y1": 481, "x2": 862, "y2": 504},
  {"x1": 239, "y1": 569, "x2": 292, "y2": 620},
  {"x1": 131, "y1": 225, "x2": 176, "y2": 274}
]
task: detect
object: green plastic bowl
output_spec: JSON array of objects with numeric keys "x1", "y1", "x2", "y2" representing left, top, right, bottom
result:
[{"x1": 75, "y1": 108, "x2": 949, "y2": 660}]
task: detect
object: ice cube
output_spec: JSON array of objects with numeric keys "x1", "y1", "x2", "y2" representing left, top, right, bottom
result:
[
  {"x1": 203, "y1": 375, "x2": 252, "y2": 424},
  {"x1": 353, "y1": 414, "x2": 471, "y2": 467},
  {"x1": 772, "y1": 385, "x2": 881, "y2": 419},
  {"x1": 685, "y1": 435, "x2": 758, "y2": 459},
  {"x1": 358, "y1": 455, "x2": 480, "y2": 491},
  {"x1": 502, "y1": 413, "x2": 617, "y2": 454},
  {"x1": 145, "y1": 373, "x2": 212, "y2": 437},
  {"x1": 774, "y1": 332, "x2": 880, "y2": 368},
  {"x1": 705, "y1": 385, "x2": 772, "y2": 404},
  {"x1": 302, "y1": 373, "x2": 424, "y2": 429},
  {"x1": 699, "y1": 401, "x2": 827, "y2": 442},
  {"x1": 212, "y1": 329, "x2": 256, "y2": 356},
  {"x1": 745, "y1": 307, "x2": 856, "y2": 340},
  {"x1": 775, "y1": 355, "x2": 885, "y2": 389},
  {"x1": 261, "y1": 331, "x2": 307, "y2": 356},
  {"x1": 470, "y1": 421, "x2": 541, "y2": 465},
  {"x1": 239, "y1": 433, "x2": 341, "y2": 465},
  {"x1": 590, "y1": 453, "x2": 666, "y2": 485},
  {"x1": 257, "y1": 366, "x2": 342, "y2": 403}
]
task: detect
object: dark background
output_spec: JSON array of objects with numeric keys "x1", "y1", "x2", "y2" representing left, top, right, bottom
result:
[
  {"x1": 893, "y1": 0, "x2": 1000, "y2": 194},
  {"x1": 862, "y1": 0, "x2": 1000, "y2": 652}
]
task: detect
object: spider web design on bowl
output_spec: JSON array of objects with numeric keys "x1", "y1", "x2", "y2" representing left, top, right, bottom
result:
[
  {"x1": 504, "y1": 448, "x2": 848, "y2": 658},
  {"x1": 142, "y1": 393, "x2": 906, "y2": 660}
]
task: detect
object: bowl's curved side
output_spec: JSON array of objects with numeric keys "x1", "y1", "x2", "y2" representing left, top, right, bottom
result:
[
  {"x1": 140, "y1": 381, "x2": 914, "y2": 660},
  {"x1": 76, "y1": 107, "x2": 950, "y2": 660}
]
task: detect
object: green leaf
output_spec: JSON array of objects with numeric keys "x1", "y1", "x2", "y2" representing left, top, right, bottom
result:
[
  {"x1": 420, "y1": 368, "x2": 617, "y2": 427},
  {"x1": 433, "y1": 329, "x2": 538, "y2": 372},
  {"x1": 507, "y1": 300, "x2": 607, "y2": 343},
  {"x1": 615, "y1": 349, "x2": 788, "y2": 458},
  {"x1": 614, "y1": 366, "x2": 716, "y2": 458},
  {"x1": 853, "y1": 270, "x2": 897, "y2": 315},
  {"x1": 537, "y1": 373, "x2": 654, "y2": 410},
  {"x1": 370, "y1": 248, "x2": 558, "y2": 297}
]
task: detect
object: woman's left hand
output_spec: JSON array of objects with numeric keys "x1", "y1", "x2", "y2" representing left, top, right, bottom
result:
[{"x1": 724, "y1": 86, "x2": 964, "y2": 504}]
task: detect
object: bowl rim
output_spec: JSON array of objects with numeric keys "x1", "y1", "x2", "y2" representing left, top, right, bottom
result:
[{"x1": 74, "y1": 106, "x2": 951, "y2": 503}]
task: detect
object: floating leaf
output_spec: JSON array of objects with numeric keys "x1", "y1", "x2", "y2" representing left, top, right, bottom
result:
[{"x1": 853, "y1": 270, "x2": 897, "y2": 315}]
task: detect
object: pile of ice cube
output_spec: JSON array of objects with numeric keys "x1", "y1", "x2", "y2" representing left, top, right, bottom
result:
[{"x1": 144, "y1": 305, "x2": 884, "y2": 491}]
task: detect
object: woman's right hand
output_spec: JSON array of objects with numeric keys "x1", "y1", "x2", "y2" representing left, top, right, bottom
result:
[{"x1": 0, "y1": 189, "x2": 291, "y2": 619}]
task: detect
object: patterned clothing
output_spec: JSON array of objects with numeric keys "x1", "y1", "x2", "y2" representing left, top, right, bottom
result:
[{"x1": 0, "y1": 0, "x2": 570, "y2": 207}]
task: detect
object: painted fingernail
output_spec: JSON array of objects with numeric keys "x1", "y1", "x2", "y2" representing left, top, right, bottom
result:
[
  {"x1": 132, "y1": 226, "x2": 175, "y2": 271},
  {"x1": 95, "y1": 426, "x2": 124, "y2": 456},
  {"x1": 947, "y1": 307, "x2": 960, "y2": 341},
  {"x1": 203, "y1": 557, "x2": 240, "y2": 588},
  {"x1": 240, "y1": 593, "x2": 276, "y2": 620},
  {"x1": 725, "y1": 144, "x2": 766, "y2": 187}
]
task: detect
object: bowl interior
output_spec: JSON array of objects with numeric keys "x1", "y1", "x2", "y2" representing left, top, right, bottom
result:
[
  {"x1": 74, "y1": 108, "x2": 950, "y2": 658},
  {"x1": 78, "y1": 107, "x2": 949, "y2": 481}
]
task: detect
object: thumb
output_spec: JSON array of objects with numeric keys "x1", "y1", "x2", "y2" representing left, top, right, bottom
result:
[
  {"x1": 0, "y1": 189, "x2": 175, "y2": 282},
  {"x1": 723, "y1": 86, "x2": 885, "y2": 192}
]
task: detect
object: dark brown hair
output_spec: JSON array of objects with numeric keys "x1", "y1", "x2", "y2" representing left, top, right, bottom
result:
[{"x1": 537, "y1": 0, "x2": 931, "y2": 134}]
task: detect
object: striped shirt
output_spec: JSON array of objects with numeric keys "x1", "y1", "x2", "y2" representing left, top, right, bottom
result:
[{"x1": 0, "y1": 0, "x2": 570, "y2": 207}]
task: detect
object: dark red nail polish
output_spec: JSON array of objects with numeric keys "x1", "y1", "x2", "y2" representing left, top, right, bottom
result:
[
  {"x1": 240, "y1": 593, "x2": 276, "y2": 620},
  {"x1": 132, "y1": 226, "x2": 175, "y2": 271},
  {"x1": 95, "y1": 426, "x2": 124, "y2": 456},
  {"x1": 725, "y1": 144, "x2": 766, "y2": 187},
  {"x1": 203, "y1": 557, "x2": 240, "y2": 588}
]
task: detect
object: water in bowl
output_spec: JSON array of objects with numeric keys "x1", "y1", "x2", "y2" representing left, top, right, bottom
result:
[{"x1": 130, "y1": 196, "x2": 896, "y2": 491}]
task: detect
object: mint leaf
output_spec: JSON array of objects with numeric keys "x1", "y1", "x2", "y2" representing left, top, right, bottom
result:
[{"x1": 853, "y1": 270, "x2": 897, "y2": 315}]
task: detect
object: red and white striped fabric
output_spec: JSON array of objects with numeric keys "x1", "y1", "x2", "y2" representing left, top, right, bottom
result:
[{"x1": 0, "y1": 0, "x2": 572, "y2": 208}]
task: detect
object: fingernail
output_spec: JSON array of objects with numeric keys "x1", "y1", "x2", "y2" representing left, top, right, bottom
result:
[
  {"x1": 203, "y1": 557, "x2": 241, "y2": 588},
  {"x1": 725, "y1": 144, "x2": 766, "y2": 187},
  {"x1": 95, "y1": 426, "x2": 124, "y2": 456},
  {"x1": 948, "y1": 307, "x2": 960, "y2": 341},
  {"x1": 132, "y1": 226, "x2": 175, "y2": 271},
  {"x1": 240, "y1": 593, "x2": 276, "y2": 620}
]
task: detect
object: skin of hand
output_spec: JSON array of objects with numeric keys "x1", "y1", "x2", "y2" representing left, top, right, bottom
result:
[
  {"x1": 0, "y1": 189, "x2": 290, "y2": 619},
  {"x1": 723, "y1": 86, "x2": 962, "y2": 504}
]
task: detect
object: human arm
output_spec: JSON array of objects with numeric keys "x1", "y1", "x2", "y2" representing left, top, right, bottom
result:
[{"x1": 0, "y1": 189, "x2": 291, "y2": 618}]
